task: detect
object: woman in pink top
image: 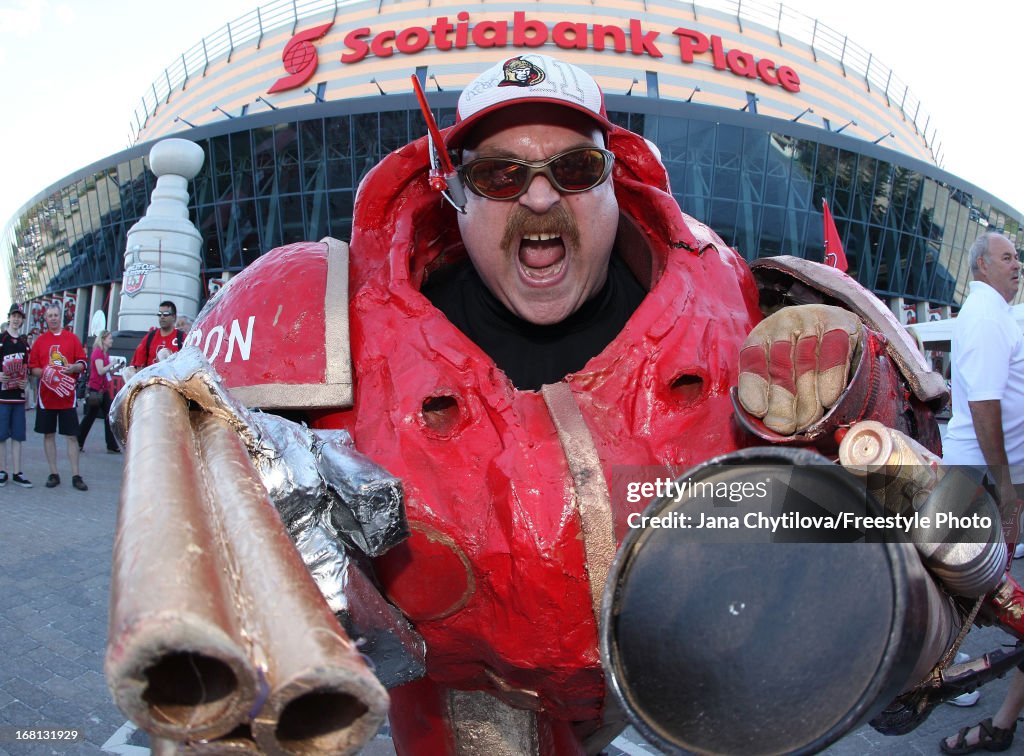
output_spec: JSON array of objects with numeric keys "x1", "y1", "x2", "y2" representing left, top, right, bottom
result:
[{"x1": 76, "y1": 330, "x2": 120, "y2": 453}]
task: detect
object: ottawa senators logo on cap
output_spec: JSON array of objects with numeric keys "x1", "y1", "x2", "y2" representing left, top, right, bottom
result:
[{"x1": 499, "y1": 56, "x2": 546, "y2": 87}]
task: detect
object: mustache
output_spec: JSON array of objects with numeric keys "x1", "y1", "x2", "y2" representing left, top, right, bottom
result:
[{"x1": 500, "y1": 204, "x2": 581, "y2": 254}]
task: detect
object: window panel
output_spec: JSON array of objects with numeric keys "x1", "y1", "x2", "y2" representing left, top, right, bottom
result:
[{"x1": 327, "y1": 190, "x2": 354, "y2": 241}]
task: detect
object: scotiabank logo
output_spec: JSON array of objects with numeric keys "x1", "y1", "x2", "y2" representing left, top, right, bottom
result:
[
  {"x1": 268, "y1": 22, "x2": 334, "y2": 93},
  {"x1": 268, "y1": 13, "x2": 801, "y2": 94}
]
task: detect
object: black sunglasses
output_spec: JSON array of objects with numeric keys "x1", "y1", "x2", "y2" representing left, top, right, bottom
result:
[{"x1": 459, "y1": 147, "x2": 614, "y2": 201}]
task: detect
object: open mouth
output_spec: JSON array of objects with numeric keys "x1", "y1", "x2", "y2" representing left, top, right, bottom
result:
[{"x1": 517, "y1": 233, "x2": 568, "y2": 286}]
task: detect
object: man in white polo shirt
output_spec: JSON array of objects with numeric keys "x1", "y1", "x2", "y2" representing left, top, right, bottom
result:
[
  {"x1": 944, "y1": 232, "x2": 1024, "y2": 531},
  {"x1": 941, "y1": 231, "x2": 1024, "y2": 754}
]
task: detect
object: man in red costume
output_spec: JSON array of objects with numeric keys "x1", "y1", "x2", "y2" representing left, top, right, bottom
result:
[
  {"x1": 319, "y1": 54, "x2": 940, "y2": 752},
  {"x1": 163, "y1": 54, "x2": 1012, "y2": 753}
]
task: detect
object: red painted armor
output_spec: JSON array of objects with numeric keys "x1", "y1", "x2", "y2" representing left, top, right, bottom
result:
[{"x1": 190, "y1": 126, "x2": 944, "y2": 753}]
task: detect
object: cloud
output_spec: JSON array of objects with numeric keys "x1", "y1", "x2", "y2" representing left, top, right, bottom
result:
[
  {"x1": 0, "y1": 0, "x2": 47, "y2": 37},
  {"x1": 53, "y1": 3, "x2": 75, "y2": 25}
]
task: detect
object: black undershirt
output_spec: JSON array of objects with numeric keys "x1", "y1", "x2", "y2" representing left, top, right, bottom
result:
[{"x1": 423, "y1": 255, "x2": 646, "y2": 391}]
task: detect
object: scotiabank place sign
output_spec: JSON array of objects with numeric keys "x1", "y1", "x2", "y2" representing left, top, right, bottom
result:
[{"x1": 268, "y1": 12, "x2": 801, "y2": 95}]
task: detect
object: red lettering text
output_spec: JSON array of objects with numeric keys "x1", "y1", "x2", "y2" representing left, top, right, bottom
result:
[
  {"x1": 553, "y1": 21, "x2": 588, "y2": 50},
  {"x1": 777, "y1": 66, "x2": 801, "y2": 92},
  {"x1": 432, "y1": 17, "x2": 454, "y2": 51},
  {"x1": 709, "y1": 33, "x2": 726, "y2": 69},
  {"x1": 630, "y1": 19, "x2": 662, "y2": 57},
  {"x1": 455, "y1": 11, "x2": 470, "y2": 48},
  {"x1": 726, "y1": 49, "x2": 757, "y2": 78},
  {"x1": 396, "y1": 26, "x2": 430, "y2": 54},
  {"x1": 593, "y1": 23, "x2": 626, "y2": 53},
  {"x1": 472, "y1": 20, "x2": 507, "y2": 47},
  {"x1": 279, "y1": 15, "x2": 802, "y2": 97},
  {"x1": 673, "y1": 28, "x2": 709, "y2": 63},
  {"x1": 673, "y1": 26, "x2": 800, "y2": 92},
  {"x1": 756, "y1": 58, "x2": 778, "y2": 85},
  {"x1": 370, "y1": 29, "x2": 395, "y2": 58},
  {"x1": 512, "y1": 12, "x2": 547, "y2": 47},
  {"x1": 340, "y1": 28, "x2": 370, "y2": 64}
]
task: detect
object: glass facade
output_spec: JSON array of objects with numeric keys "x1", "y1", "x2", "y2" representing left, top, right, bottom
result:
[{"x1": 4, "y1": 95, "x2": 1021, "y2": 317}]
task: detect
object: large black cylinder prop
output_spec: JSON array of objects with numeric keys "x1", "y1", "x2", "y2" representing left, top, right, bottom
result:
[{"x1": 600, "y1": 447, "x2": 959, "y2": 755}]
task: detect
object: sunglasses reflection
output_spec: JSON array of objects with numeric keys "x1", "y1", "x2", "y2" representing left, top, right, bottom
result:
[{"x1": 460, "y1": 147, "x2": 614, "y2": 200}]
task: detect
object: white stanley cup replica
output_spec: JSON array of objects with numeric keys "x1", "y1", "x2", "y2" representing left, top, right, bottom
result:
[{"x1": 118, "y1": 138, "x2": 204, "y2": 331}]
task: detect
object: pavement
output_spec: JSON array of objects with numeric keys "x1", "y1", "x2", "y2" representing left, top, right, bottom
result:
[{"x1": 1, "y1": 411, "x2": 1023, "y2": 755}]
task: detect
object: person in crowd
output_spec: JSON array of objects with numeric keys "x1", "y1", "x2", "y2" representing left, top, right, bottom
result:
[
  {"x1": 130, "y1": 300, "x2": 185, "y2": 368},
  {"x1": 28, "y1": 304, "x2": 88, "y2": 491},
  {"x1": 941, "y1": 231, "x2": 1024, "y2": 754},
  {"x1": 77, "y1": 330, "x2": 121, "y2": 454},
  {"x1": 0, "y1": 304, "x2": 32, "y2": 487}
]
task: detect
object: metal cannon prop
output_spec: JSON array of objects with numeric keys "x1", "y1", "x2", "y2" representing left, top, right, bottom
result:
[{"x1": 105, "y1": 381, "x2": 389, "y2": 754}]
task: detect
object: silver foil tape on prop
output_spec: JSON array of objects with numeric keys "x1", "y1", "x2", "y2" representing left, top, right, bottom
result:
[
  {"x1": 112, "y1": 348, "x2": 420, "y2": 687},
  {"x1": 250, "y1": 412, "x2": 421, "y2": 687},
  {"x1": 113, "y1": 349, "x2": 406, "y2": 560},
  {"x1": 247, "y1": 413, "x2": 330, "y2": 527},
  {"x1": 249, "y1": 412, "x2": 407, "y2": 558},
  {"x1": 317, "y1": 433, "x2": 407, "y2": 557}
]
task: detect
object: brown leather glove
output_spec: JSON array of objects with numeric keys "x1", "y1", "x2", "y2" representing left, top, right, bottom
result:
[{"x1": 737, "y1": 304, "x2": 862, "y2": 435}]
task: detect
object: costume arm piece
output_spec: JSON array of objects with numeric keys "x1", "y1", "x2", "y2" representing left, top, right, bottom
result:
[
  {"x1": 107, "y1": 347, "x2": 423, "y2": 752},
  {"x1": 733, "y1": 256, "x2": 948, "y2": 452}
]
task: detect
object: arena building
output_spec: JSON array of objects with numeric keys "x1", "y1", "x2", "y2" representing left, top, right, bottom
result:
[{"x1": 2, "y1": 0, "x2": 1021, "y2": 339}]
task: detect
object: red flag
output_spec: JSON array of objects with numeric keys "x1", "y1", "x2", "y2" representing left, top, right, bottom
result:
[{"x1": 822, "y1": 199, "x2": 848, "y2": 272}]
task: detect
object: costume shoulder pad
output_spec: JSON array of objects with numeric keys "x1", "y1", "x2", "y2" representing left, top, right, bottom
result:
[{"x1": 185, "y1": 238, "x2": 352, "y2": 410}]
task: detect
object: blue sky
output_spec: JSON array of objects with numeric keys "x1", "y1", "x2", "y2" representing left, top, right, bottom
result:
[{"x1": 2, "y1": 0, "x2": 1021, "y2": 314}]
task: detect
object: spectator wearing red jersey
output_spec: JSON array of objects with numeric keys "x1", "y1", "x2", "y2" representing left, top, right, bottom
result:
[
  {"x1": 130, "y1": 300, "x2": 185, "y2": 368},
  {"x1": 28, "y1": 304, "x2": 88, "y2": 491}
]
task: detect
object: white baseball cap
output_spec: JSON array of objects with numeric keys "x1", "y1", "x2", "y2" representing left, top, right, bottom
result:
[{"x1": 445, "y1": 53, "x2": 613, "y2": 149}]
